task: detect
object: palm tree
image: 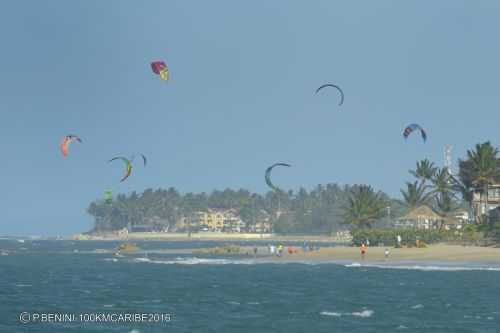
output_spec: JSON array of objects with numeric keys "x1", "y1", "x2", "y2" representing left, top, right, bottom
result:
[
  {"x1": 410, "y1": 159, "x2": 438, "y2": 185},
  {"x1": 458, "y1": 142, "x2": 500, "y2": 223},
  {"x1": 430, "y1": 168, "x2": 459, "y2": 198},
  {"x1": 341, "y1": 185, "x2": 387, "y2": 229},
  {"x1": 400, "y1": 181, "x2": 433, "y2": 208},
  {"x1": 435, "y1": 192, "x2": 459, "y2": 230}
]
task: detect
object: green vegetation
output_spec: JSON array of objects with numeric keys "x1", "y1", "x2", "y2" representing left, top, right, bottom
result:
[
  {"x1": 86, "y1": 141, "x2": 499, "y2": 242},
  {"x1": 399, "y1": 142, "x2": 499, "y2": 227},
  {"x1": 351, "y1": 229, "x2": 460, "y2": 247},
  {"x1": 87, "y1": 185, "x2": 404, "y2": 235},
  {"x1": 457, "y1": 142, "x2": 500, "y2": 224},
  {"x1": 340, "y1": 185, "x2": 388, "y2": 229},
  {"x1": 401, "y1": 159, "x2": 461, "y2": 227}
]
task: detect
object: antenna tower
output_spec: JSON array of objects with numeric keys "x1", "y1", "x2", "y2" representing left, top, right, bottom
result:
[{"x1": 444, "y1": 145, "x2": 453, "y2": 175}]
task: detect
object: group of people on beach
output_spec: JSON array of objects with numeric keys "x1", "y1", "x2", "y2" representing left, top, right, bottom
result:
[
  {"x1": 268, "y1": 244, "x2": 285, "y2": 257},
  {"x1": 360, "y1": 239, "x2": 391, "y2": 261},
  {"x1": 266, "y1": 244, "x2": 303, "y2": 257}
]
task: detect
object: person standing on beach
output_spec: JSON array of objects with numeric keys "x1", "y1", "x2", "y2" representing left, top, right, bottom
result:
[
  {"x1": 384, "y1": 248, "x2": 390, "y2": 260},
  {"x1": 253, "y1": 246, "x2": 258, "y2": 258},
  {"x1": 360, "y1": 243, "x2": 367, "y2": 260}
]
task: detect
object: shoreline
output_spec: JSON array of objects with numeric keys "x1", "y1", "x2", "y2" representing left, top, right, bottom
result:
[
  {"x1": 79, "y1": 244, "x2": 500, "y2": 265},
  {"x1": 247, "y1": 245, "x2": 500, "y2": 264}
]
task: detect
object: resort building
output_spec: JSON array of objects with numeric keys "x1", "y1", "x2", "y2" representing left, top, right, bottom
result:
[
  {"x1": 490, "y1": 206, "x2": 500, "y2": 223},
  {"x1": 194, "y1": 210, "x2": 225, "y2": 231},
  {"x1": 396, "y1": 205, "x2": 444, "y2": 230},
  {"x1": 223, "y1": 217, "x2": 246, "y2": 233},
  {"x1": 246, "y1": 221, "x2": 272, "y2": 233},
  {"x1": 396, "y1": 205, "x2": 471, "y2": 230},
  {"x1": 440, "y1": 209, "x2": 470, "y2": 230},
  {"x1": 193, "y1": 209, "x2": 245, "y2": 232},
  {"x1": 453, "y1": 209, "x2": 470, "y2": 224},
  {"x1": 471, "y1": 184, "x2": 500, "y2": 222},
  {"x1": 442, "y1": 216, "x2": 465, "y2": 231}
]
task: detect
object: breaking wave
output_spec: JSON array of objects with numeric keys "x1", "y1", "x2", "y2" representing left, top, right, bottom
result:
[
  {"x1": 320, "y1": 309, "x2": 374, "y2": 318},
  {"x1": 131, "y1": 257, "x2": 256, "y2": 265},
  {"x1": 344, "y1": 263, "x2": 500, "y2": 272}
]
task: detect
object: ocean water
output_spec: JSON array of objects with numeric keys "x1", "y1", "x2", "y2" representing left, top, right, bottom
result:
[{"x1": 1, "y1": 240, "x2": 500, "y2": 332}]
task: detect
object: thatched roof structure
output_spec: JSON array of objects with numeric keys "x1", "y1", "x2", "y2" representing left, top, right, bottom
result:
[{"x1": 398, "y1": 205, "x2": 444, "y2": 221}]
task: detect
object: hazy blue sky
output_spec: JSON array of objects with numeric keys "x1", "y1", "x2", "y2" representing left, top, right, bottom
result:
[{"x1": 1, "y1": 1, "x2": 499, "y2": 236}]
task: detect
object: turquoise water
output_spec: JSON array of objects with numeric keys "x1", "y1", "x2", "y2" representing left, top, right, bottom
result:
[{"x1": 1, "y1": 240, "x2": 500, "y2": 332}]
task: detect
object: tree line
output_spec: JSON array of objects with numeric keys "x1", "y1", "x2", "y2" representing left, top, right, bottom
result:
[
  {"x1": 87, "y1": 141, "x2": 499, "y2": 235},
  {"x1": 87, "y1": 184, "x2": 404, "y2": 234}
]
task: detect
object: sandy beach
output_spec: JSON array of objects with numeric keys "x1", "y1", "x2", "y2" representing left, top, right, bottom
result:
[
  {"x1": 108, "y1": 244, "x2": 500, "y2": 264},
  {"x1": 245, "y1": 245, "x2": 500, "y2": 264}
]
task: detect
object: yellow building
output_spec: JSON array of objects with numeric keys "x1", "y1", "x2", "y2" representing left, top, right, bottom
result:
[{"x1": 194, "y1": 209, "x2": 244, "y2": 232}]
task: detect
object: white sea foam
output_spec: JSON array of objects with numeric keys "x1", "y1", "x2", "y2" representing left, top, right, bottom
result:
[
  {"x1": 344, "y1": 263, "x2": 500, "y2": 272},
  {"x1": 352, "y1": 310, "x2": 374, "y2": 317},
  {"x1": 320, "y1": 311, "x2": 342, "y2": 317},
  {"x1": 131, "y1": 257, "x2": 255, "y2": 265},
  {"x1": 411, "y1": 304, "x2": 424, "y2": 309},
  {"x1": 320, "y1": 310, "x2": 373, "y2": 318},
  {"x1": 103, "y1": 258, "x2": 119, "y2": 262},
  {"x1": 464, "y1": 315, "x2": 485, "y2": 320},
  {"x1": 396, "y1": 325, "x2": 408, "y2": 330},
  {"x1": 344, "y1": 262, "x2": 362, "y2": 267},
  {"x1": 14, "y1": 284, "x2": 32, "y2": 288},
  {"x1": 134, "y1": 257, "x2": 151, "y2": 263},
  {"x1": 129, "y1": 330, "x2": 141, "y2": 333}
]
